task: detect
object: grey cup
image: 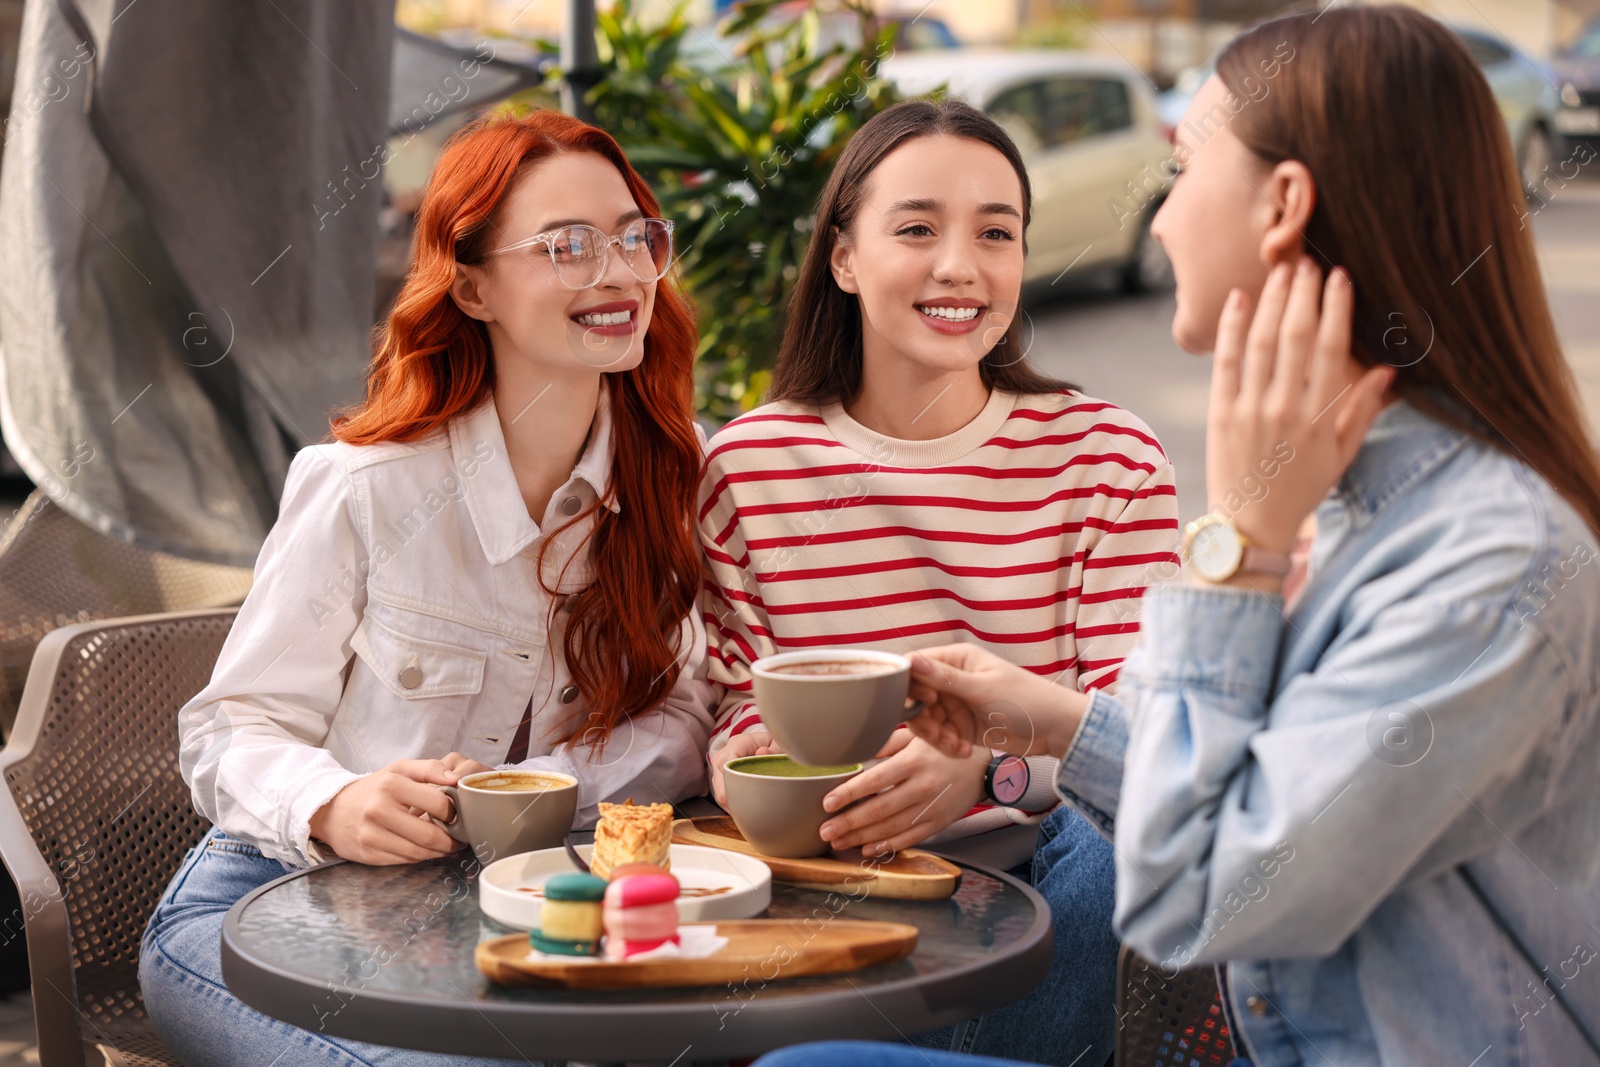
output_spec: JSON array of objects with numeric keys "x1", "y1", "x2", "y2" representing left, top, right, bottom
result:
[
  {"x1": 442, "y1": 770, "x2": 578, "y2": 865},
  {"x1": 723, "y1": 755, "x2": 863, "y2": 858},
  {"x1": 750, "y1": 650, "x2": 922, "y2": 766}
]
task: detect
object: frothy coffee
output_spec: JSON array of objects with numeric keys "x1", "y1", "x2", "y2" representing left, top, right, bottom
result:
[
  {"x1": 768, "y1": 660, "x2": 893, "y2": 677},
  {"x1": 465, "y1": 772, "x2": 570, "y2": 792}
]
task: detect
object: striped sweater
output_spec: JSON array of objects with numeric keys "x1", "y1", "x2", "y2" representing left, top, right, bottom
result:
[{"x1": 699, "y1": 388, "x2": 1180, "y2": 838}]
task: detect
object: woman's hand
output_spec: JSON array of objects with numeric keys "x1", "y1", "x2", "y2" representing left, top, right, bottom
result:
[
  {"x1": 440, "y1": 752, "x2": 494, "y2": 777},
  {"x1": 1206, "y1": 258, "x2": 1394, "y2": 555},
  {"x1": 308, "y1": 757, "x2": 467, "y2": 865},
  {"x1": 709, "y1": 725, "x2": 781, "y2": 808},
  {"x1": 819, "y1": 730, "x2": 986, "y2": 857},
  {"x1": 904, "y1": 645, "x2": 1086, "y2": 760}
]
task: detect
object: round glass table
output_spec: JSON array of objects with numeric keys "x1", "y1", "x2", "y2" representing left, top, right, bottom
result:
[{"x1": 220, "y1": 849, "x2": 1053, "y2": 1064}]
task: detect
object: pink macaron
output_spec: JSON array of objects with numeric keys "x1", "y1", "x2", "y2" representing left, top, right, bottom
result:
[
  {"x1": 604, "y1": 900, "x2": 679, "y2": 941},
  {"x1": 601, "y1": 873, "x2": 681, "y2": 960},
  {"x1": 604, "y1": 872, "x2": 679, "y2": 908}
]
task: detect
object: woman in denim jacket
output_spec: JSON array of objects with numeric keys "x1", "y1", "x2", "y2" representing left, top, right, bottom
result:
[
  {"x1": 140, "y1": 111, "x2": 713, "y2": 1066},
  {"x1": 758, "y1": 7, "x2": 1600, "y2": 1066}
]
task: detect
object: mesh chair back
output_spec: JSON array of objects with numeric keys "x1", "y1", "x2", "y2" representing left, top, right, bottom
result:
[
  {"x1": 0, "y1": 492, "x2": 252, "y2": 734},
  {"x1": 1, "y1": 610, "x2": 236, "y2": 1066},
  {"x1": 1115, "y1": 946, "x2": 1235, "y2": 1067}
]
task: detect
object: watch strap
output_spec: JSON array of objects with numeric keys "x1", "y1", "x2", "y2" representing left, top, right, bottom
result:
[
  {"x1": 1017, "y1": 756, "x2": 1063, "y2": 812},
  {"x1": 1240, "y1": 544, "x2": 1292, "y2": 577}
]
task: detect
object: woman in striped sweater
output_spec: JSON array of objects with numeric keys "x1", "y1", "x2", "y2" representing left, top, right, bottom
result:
[{"x1": 698, "y1": 99, "x2": 1180, "y2": 1065}]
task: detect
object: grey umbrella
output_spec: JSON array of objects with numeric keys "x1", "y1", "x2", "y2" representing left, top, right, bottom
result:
[{"x1": 0, "y1": 0, "x2": 396, "y2": 566}]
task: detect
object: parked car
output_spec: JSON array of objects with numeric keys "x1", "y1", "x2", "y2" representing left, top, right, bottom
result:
[
  {"x1": 1160, "y1": 24, "x2": 1565, "y2": 199},
  {"x1": 882, "y1": 50, "x2": 1175, "y2": 292},
  {"x1": 1552, "y1": 16, "x2": 1600, "y2": 158},
  {"x1": 683, "y1": 4, "x2": 958, "y2": 71}
]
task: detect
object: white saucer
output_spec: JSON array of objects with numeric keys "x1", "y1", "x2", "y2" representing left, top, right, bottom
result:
[{"x1": 479, "y1": 843, "x2": 772, "y2": 931}]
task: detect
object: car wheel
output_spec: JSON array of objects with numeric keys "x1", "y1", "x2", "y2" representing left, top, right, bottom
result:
[
  {"x1": 1519, "y1": 124, "x2": 1554, "y2": 202},
  {"x1": 1121, "y1": 208, "x2": 1173, "y2": 294}
]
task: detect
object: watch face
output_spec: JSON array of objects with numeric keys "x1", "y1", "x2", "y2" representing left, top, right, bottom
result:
[
  {"x1": 991, "y1": 755, "x2": 1029, "y2": 806},
  {"x1": 1190, "y1": 520, "x2": 1244, "y2": 581}
]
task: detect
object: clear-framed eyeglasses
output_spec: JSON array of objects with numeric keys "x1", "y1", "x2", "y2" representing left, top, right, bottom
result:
[{"x1": 488, "y1": 218, "x2": 675, "y2": 290}]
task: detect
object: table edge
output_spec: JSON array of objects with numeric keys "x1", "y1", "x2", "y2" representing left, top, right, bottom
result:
[{"x1": 220, "y1": 855, "x2": 1055, "y2": 1061}]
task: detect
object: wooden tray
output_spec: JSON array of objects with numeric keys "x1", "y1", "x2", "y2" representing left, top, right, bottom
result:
[
  {"x1": 476, "y1": 919, "x2": 917, "y2": 989},
  {"x1": 671, "y1": 817, "x2": 961, "y2": 901}
]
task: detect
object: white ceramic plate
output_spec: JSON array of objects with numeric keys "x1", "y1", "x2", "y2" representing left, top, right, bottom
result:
[{"x1": 479, "y1": 843, "x2": 772, "y2": 931}]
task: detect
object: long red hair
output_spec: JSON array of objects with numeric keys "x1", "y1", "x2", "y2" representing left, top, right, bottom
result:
[{"x1": 333, "y1": 108, "x2": 703, "y2": 750}]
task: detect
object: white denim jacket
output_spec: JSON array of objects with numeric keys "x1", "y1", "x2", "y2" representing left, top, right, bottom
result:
[{"x1": 178, "y1": 393, "x2": 714, "y2": 867}]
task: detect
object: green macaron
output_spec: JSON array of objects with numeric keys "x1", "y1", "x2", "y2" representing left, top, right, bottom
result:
[{"x1": 542, "y1": 872, "x2": 608, "y2": 902}]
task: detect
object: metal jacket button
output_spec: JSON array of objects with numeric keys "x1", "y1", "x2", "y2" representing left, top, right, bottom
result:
[
  {"x1": 398, "y1": 664, "x2": 424, "y2": 690},
  {"x1": 560, "y1": 683, "x2": 580, "y2": 704},
  {"x1": 559, "y1": 495, "x2": 581, "y2": 516},
  {"x1": 1245, "y1": 996, "x2": 1269, "y2": 1017}
]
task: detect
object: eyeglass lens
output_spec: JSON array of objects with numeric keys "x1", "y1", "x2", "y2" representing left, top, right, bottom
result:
[{"x1": 545, "y1": 219, "x2": 673, "y2": 288}]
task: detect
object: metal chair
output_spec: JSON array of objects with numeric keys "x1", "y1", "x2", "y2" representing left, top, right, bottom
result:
[
  {"x1": 0, "y1": 609, "x2": 237, "y2": 1066},
  {"x1": 0, "y1": 490, "x2": 253, "y2": 737},
  {"x1": 1115, "y1": 945, "x2": 1236, "y2": 1066}
]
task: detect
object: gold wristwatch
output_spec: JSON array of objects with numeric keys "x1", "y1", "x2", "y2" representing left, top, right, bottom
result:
[{"x1": 1182, "y1": 514, "x2": 1293, "y2": 583}]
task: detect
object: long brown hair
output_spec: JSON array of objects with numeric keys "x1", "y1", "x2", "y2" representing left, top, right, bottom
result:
[
  {"x1": 772, "y1": 98, "x2": 1073, "y2": 404},
  {"x1": 332, "y1": 109, "x2": 702, "y2": 749},
  {"x1": 1218, "y1": 6, "x2": 1600, "y2": 532}
]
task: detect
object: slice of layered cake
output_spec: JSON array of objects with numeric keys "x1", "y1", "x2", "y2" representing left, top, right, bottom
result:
[{"x1": 589, "y1": 800, "x2": 674, "y2": 880}]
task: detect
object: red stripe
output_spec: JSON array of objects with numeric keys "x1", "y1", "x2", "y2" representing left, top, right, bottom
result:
[
  {"x1": 739, "y1": 517, "x2": 1155, "y2": 554},
  {"x1": 703, "y1": 543, "x2": 742, "y2": 569},
  {"x1": 1086, "y1": 668, "x2": 1120, "y2": 691},
  {"x1": 712, "y1": 510, "x2": 743, "y2": 548},
  {"x1": 730, "y1": 482, "x2": 1177, "y2": 522},
  {"x1": 714, "y1": 699, "x2": 754, "y2": 725},
  {"x1": 985, "y1": 423, "x2": 1163, "y2": 453},
  {"x1": 727, "y1": 413, "x2": 826, "y2": 426},
  {"x1": 760, "y1": 585, "x2": 1084, "y2": 617},
  {"x1": 702, "y1": 454, "x2": 1159, "y2": 509},
  {"x1": 771, "y1": 617, "x2": 1080, "y2": 647},
  {"x1": 1078, "y1": 586, "x2": 1146, "y2": 605},
  {"x1": 1083, "y1": 550, "x2": 1182, "y2": 571},
  {"x1": 756, "y1": 555, "x2": 1082, "y2": 583},
  {"x1": 1075, "y1": 622, "x2": 1141, "y2": 640},
  {"x1": 1008, "y1": 401, "x2": 1119, "y2": 422},
  {"x1": 1026, "y1": 657, "x2": 1079, "y2": 676},
  {"x1": 703, "y1": 433, "x2": 844, "y2": 467},
  {"x1": 707, "y1": 619, "x2": 762, "y2": 666},
  {"x1": 704, "y1": 578, "x2": 768, "y2": 613},
  {"x1": 728, "y1": 714, "x2": 766, "y2": 738}
]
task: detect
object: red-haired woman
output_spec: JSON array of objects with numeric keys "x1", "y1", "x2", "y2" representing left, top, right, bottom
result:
[{"x1": 139, "y1": 110, "x2": 710, "y2": 1065}]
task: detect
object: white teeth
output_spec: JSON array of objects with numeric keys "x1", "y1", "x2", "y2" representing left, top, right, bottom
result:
[
  {"x1": 917, "y1": 304, "x2": 980, "y2": 322},
  {"x1": 575, "y1": 310, "x2": 631, "y2": 326}
]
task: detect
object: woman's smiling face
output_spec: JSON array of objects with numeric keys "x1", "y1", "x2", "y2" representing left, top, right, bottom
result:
[
  {"x1": 829, "y1": 134, "x2": 1027, "y2": 378},
  {"x1": 453, "y1": 150, "x2": 657, "y2": 376}
]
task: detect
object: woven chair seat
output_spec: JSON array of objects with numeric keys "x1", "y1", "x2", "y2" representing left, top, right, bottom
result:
[{"x1": 0, "y1": 610, "x2": 237, "y2": 1066}]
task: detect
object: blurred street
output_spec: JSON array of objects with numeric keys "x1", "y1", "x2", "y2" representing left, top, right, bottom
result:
[{"x1": 1024, "y1": 175, "x2": 1600, "y2": 521}]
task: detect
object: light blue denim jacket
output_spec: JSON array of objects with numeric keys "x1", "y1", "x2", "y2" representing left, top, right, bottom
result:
[{"x1": 1056, "y1": 400, "x2": 1600, "y2": 1066}]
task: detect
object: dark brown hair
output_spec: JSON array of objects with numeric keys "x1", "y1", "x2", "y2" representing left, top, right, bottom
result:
[
  {"x1": 1217, "y1": 6, "x2": 1600, "y2": 531},
  {"x1": 771, "y1": 98, "x2": 1073, "y2": 404},
  {"x1": 333, "y1": 109, "x2": 702, "y2": 749}
]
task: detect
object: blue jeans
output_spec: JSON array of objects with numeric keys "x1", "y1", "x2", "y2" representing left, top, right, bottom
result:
[
  {"x1": 140, "y1": 828, "x2": 527, "y2": 1067},
  {"x1": 759, "y1": 1042, "x2": 1035, "y2": 1067},
  {"x1": 912, "y1": 805, "x2": 1118, "y2": 1066}
]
